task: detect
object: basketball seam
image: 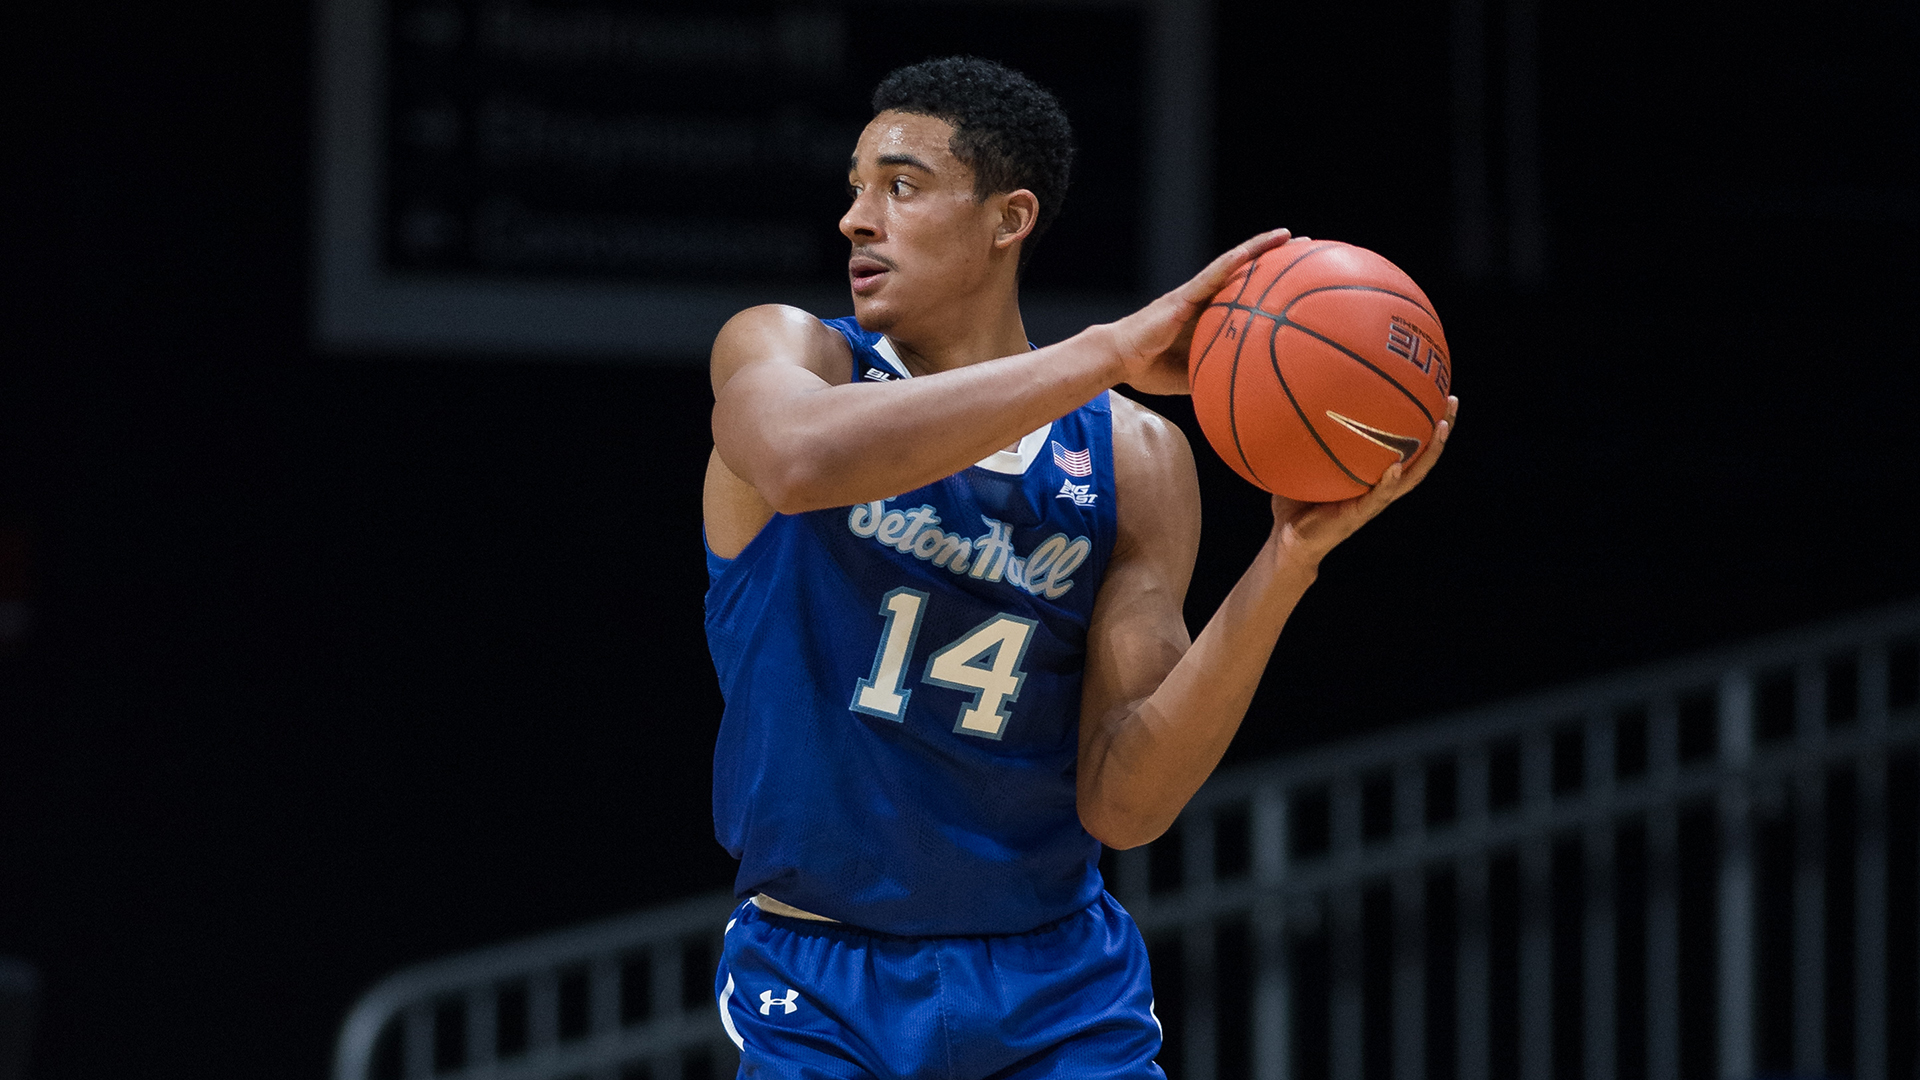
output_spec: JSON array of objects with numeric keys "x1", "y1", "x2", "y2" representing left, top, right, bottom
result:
[
  {"x1": 1214, "y1": 284, "x2": 1442, "y2": 337},
  {"x1": 1189, "y1": 263, "x2": 1255, "y2": 387},
  {"x1": 1223, "y1": 242, "x2": 1340, "y2": 487},
  {"x1": 1284, "y1": 282, "x2": 1443, "y2": 327},
  {"x1": 1201, "y1": 264, "x2": 1439, "y2": 331},
  {"x1": 1191, "y1": 240, "x2": 1323, "y2": 386},
  {"x1": 1224, "y1": 308, "x2": 1263, "y2": 486},
  {"x1": 1211, "y1": 285, "x2": 1442, "y2": 427},
  {"x1": 1276, "y1": 321, "x2": 1438, "y2": 427},
  {"x1": 1266, "y1": 319, "x2": 1372, "y2": 492}
]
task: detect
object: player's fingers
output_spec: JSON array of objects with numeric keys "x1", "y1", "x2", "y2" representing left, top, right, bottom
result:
[
  {"x1": 1400, "y1": 398, "x2": 1459, "y2": 487},
  {"x1": 1359, "y1": 465, "x2": 1407, "y2": 513},
  {"x1": 1230, "y1": 228, "x2": 1294, "y2": 268},
  {"x1": 1304, "y1": 395, "x2": 1455, "y2": 538},
  {"x1": 1238, "y1": 227, "x2": 1295, "y2": 260},
  {"x1": 1221, "y1": 228, "x2": 1292, "y2": 266},
  {"x1": 1372, "y1": 398, "x2": 1458, "y2": 502},
  {"x1": 1183, "y1": 229, "x2": 1291, "y2": 299}
]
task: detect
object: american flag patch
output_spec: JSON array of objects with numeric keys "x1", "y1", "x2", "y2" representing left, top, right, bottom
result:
[{"x1": 1051, "y1": 441, "x2": 1093, "y2": 477}]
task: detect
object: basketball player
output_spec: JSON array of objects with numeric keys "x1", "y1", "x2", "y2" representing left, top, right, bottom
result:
[{"x1": 704, "y1": 57, "x2": 1455, "y2": 1078}]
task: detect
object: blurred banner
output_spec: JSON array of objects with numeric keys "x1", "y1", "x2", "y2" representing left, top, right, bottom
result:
[{"x1": 313, "y1": 0, "x2": 1210, "y2": 358}]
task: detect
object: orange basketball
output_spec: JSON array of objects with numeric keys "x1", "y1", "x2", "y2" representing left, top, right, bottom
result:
[{"x1": 1188, "y1": 239, "x2": 1452, "y2": 501}]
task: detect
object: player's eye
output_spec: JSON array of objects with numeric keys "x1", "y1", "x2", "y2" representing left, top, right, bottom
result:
[{"x1": 889, "y1": 177, "x2": 912, "y2": 196}]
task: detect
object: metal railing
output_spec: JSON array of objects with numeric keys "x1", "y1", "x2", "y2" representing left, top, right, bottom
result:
[
  {"x1": 335, "y1": 599, "x2": 1920, "y2": 1080},
  {"x1": 1110, "y1": 599, "x2": 1920, "y2": 1080},
  {"x1": 332, "y1": 892, "x2": 742, "y2": 1080}
]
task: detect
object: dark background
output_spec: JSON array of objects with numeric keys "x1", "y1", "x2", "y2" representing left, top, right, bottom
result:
[
  {"x1": 2, "y1": 1, "x2": 1916, "y2": 1076},
  {"x1": 383, "y1": 2, "x2": 1144, "y2": 289}
]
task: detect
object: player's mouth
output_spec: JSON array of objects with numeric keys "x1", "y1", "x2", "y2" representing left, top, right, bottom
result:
[{"x1": 849, "y1": 255, "x2": 894, "y2": 295}]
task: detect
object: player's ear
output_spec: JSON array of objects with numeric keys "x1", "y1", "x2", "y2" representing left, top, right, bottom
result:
[{"x1": 993, "y1": 189, "x2": 1039, "y2": 250}]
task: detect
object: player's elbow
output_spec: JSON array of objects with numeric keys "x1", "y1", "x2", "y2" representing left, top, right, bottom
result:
[
  {"x1": 1078, "y1": 801, "x2": 1172, "y2": 851},
  {"x1": 717, "y1": 422, "x2": 840, "y2": 514},
  {"x1": 713, "y1": 393, "x2": 848, "y2": 514},
  {"x1": 755, "y1": 453, "x2": 841, "y2": 515}
]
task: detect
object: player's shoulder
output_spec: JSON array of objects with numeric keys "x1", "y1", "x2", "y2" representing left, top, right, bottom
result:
[
  {"x1": 1107, "y1": 391, "x2": 1196, "y2": 480},
  {"x1": 1105, "y1": 392, "x2": 1199, "y2": 539},
  {"x1": 710, "y1": 304, "x2": 855, "y2": 393}
]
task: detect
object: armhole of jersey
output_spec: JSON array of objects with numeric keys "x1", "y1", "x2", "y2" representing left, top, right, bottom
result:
[
  {"x1": 704, "y1": 528, "x2": 734, "y2": 582},
  {"x1": 1094, "y1": 390, "x2": 1119, "y2": 583},
  {"x1": 706, "y1": 510, "x2": 792, "y2": 590}
]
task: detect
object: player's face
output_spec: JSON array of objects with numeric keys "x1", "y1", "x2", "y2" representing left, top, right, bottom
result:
[{"x1": 840, "y1": 111, "x2": 1006, "y2": 333}]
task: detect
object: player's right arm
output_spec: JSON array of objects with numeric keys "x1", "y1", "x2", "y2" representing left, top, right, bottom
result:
[
  {"x1": 706, "y1": 230, "x2": 1297, "y2": 535},
  {"x1": 708, "y1": 305, "x2": 1122, "y2": 531},
  {"x1": 705, "y1": 301, "x2": 1108, "y2": 557}
]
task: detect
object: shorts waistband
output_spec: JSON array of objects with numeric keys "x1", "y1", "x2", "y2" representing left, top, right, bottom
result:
[
  {"x1": 743, "y1": 893, "x2": 1108, "y2": 942},
  {"x1": 751, "y1": 893, "x2": 839, "y2": 922}
]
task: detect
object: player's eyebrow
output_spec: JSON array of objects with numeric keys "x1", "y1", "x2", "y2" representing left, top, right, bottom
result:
[{"x1": 849, "y1": 152, "x2": 937, "y2": 175}]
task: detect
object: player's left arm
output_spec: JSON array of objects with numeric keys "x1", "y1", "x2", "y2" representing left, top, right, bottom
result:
[{"x1": 1076, "y1": 396, "x2": 1458, "y2": 850}]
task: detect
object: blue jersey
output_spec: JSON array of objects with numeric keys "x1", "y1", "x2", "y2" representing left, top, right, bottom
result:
[{"x1": 705, "y1": 316, "x2": 1119, "y2": 936}]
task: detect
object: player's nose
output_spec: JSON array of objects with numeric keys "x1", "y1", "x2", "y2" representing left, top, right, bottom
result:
[{"x1": 839, "y1": 188, "x2": 883, "y2": 243}]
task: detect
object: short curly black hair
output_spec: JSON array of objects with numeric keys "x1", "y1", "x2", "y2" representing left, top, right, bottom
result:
[{"x1": 871, "y1": 56, "x2": 1075, "y2": 271}]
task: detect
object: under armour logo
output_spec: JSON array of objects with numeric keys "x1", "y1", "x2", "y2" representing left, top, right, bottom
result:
[{"x1": 759, "y1": 988, "x2": 800, "y2": 1015}]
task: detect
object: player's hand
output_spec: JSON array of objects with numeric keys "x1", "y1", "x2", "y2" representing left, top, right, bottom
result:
[
  {"x1": 1107, "y1": 229, "x2": 1297, "y2": 396},
  {"x1": 1269, "y1": 396, "x2": 1459, "y2": 567}
]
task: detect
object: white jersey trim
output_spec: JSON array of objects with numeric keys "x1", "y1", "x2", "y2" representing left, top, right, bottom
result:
[
  {"x1": 874, "y1": 335, "x2": 1051, "y2": 475},
  {"x1": 974, "y1": 425, "x2": 1052, "y2": 475},
  {"x1": 871, "y1": 335, "x2": 913, "y2": 379}
]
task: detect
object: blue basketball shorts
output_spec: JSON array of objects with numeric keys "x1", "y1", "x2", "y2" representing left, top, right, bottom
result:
[{"x1": 713, "y1": 892, "x2": 1166, "y2": 1079}]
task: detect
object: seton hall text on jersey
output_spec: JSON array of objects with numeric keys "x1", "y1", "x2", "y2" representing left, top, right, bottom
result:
[{"x1": 846, "y1": 500, "x2": 1092, "y2": 600}]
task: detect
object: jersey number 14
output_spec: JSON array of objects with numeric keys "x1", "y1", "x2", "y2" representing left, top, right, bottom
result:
[{"x1": 850, "y1": 587, "x2": 1038, "y2": 740}]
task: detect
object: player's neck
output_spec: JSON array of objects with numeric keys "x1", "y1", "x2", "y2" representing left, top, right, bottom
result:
[{"x1": 887, "y1": 282, "x2": 1030, "y2": 376}]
